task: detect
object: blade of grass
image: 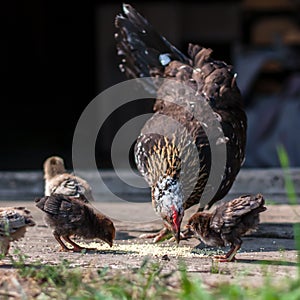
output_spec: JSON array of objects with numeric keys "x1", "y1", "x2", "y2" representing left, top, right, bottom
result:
[
  {"x1": 277, "y1": 144, "x2": 300, "y2": 274},
  {"x1": 277, "y1": 145, "x2": 298, "y2": 205}
]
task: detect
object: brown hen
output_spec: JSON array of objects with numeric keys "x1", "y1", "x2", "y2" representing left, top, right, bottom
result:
[{"x1": 115, "y1": 4, "x2": 247, "y2": 243}]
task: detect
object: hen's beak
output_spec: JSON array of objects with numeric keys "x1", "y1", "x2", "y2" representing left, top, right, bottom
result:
[
  {"x1": 171, "y1": 220, "x2": 182, "y2": 244},
  {"x1": 174, "y1": 229, "x2": 181, "y2": 244}
]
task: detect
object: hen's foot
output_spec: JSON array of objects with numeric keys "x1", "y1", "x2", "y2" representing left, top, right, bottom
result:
[
  {"x1": 139, "y1": 227, "x2": 172, "y2": 243},
  {"x1": 167, "y1": 227, "x2": 195, "y2": 242}
]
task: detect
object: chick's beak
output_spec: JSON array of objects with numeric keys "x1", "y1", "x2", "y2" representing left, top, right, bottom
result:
[{"x1": 104, "y1": 239, "x2": 113, "y2": 247}]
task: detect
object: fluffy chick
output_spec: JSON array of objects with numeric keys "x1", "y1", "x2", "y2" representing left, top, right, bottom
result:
[
  {"x1": 0, "y1": 207, "x2": 35, "y2": 256},
  {"x1": 187, "y1": 194, "x2": 266, "y2": 262},
  {"x1": 43, "y1": 156, "x2": 94, "y2": 203},
  {"x1": 35, "y1": 194, "x2": 115, "y2": 252}
]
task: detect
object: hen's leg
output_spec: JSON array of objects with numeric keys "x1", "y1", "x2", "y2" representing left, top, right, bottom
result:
[{"x1": 139, "y1": 227, "x2": 172, "y2": 243}]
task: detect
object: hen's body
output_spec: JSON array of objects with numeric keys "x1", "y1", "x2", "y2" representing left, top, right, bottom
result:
[
  {"x1": 0, "y1": 207, "x2": 35, "y2": 256},
  {"x1": 43, "y1": 156, "x2": 94, "y2": 203},
  {"x1": 115, "y1": 4, "x2": 247, "y2": 242},
  {"x1": 187, "y1": 194, "x2": 266, "y2": 261},
  {"x1": 35, "y1": 194, "x2": 115, "y2": 252}
]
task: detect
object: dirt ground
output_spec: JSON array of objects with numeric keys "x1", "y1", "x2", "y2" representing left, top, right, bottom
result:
[{"x1": 0, "y1": 200, "x2": 299, "y2": 297}]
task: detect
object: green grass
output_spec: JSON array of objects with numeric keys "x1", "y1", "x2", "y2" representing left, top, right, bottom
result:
[
  {"x1": 277, "y1": 145, "x2": 298, "y2": 205},
  {"x1": 7, "y1": 247, "x2": 300, "y2": 295},
  {"x1": 277, "y1": 144, "x2": 300, "y2": 272},
  {"x1": 7, "y1": 250, "x2": 300, "y2": 300},
  {"x1": 10, "y1": 255, "x2": 179, "y2": 300},
  {"x1": 11, "y1": 252, "x2": 74, "y2": 287}
]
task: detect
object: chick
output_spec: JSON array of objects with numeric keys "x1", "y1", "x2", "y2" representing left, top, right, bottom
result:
[
  {"x1": 0, "y1": 207, "x2": 35, "y2": 256},
  {"x1": 35, "y1": 194, "x2": 115, "y2": 252},
  {"x1": 187, "y1": 194, "x2": 266, "y2": 262},
  {"x1": 43, "y1": 156, "x2": 94, "y2": 203}
]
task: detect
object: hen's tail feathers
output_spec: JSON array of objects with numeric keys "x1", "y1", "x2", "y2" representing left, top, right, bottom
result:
[{"x1": 114, "y1": 3, "x2": 189, "y2": 94}]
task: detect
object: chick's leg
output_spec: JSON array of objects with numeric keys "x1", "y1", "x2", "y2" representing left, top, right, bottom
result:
[
  {"x1": 53, "y1": 232, "x2": 71, "y2": 252},
  {"x1": 214, "y1": 245, "x2": 241, "y2": 262},
  {"x1": 62, "y1": 236, "x2": 86, "y2": 252}
]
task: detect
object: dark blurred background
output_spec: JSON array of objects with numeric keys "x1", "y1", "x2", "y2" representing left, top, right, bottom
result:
[{"x1": 2, "y1": 0, "x2": 300, "y2": 171}]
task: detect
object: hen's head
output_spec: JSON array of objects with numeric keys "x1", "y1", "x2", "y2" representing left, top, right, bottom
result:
[{"x1": 152, "y1": 175, "x2": 184, "y2": 243}]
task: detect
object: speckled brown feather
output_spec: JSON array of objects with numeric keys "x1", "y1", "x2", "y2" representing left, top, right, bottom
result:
[{"x1": 115, "y1": 4, "x2": 247, "y2": 211}]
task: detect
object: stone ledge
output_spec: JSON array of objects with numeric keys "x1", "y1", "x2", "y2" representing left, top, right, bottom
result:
[{"x1": 0, "y1": 168, "x2": 299, "y2": 203}]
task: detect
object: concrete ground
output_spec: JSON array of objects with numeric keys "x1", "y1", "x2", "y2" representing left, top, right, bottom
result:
[{"x1": 0, "y1": 199, "x2": 299, "y2": 296}]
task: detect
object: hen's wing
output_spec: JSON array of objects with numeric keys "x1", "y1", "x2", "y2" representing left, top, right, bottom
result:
[{"x1": 210, "y1": 194, "x2": 266, "y2": 232}]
